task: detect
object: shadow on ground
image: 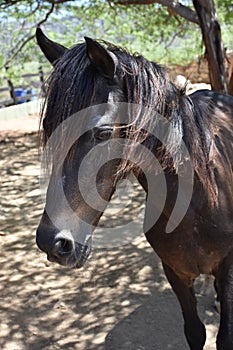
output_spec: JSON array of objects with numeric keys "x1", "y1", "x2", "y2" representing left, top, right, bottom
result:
[{"x1": 0, "y1": 133, "x2": 219, "y2": 350}]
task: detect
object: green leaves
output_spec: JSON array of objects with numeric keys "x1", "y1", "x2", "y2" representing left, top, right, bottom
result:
[{"x1": 0, "y1": 0, "x2": 232, "y2": 83}]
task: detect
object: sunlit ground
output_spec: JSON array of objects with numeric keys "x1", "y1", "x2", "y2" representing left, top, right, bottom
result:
[{"x1": 0, "y1": 132, "x2": 219, "y2": 350}]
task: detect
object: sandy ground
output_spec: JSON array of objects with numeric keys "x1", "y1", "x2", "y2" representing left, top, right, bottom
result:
[{"x1": 0, "y1": 113, "x2": 220, "y2": 350}]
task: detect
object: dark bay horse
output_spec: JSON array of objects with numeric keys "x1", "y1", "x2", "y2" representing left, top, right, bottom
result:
[{"x1": 36, "y1": 28, "x2": 233, "y2": 350}]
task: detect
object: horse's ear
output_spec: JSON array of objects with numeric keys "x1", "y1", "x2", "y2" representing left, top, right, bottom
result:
[
  {"x1": 36, "y1": 27, "x2": 67, "y2": 65},
  {"x1": 84, "y1": 37, "x2": 117, "y2": 79}
]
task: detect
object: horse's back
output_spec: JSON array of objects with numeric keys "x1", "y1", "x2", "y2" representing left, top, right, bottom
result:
[
  {"x1": 189, "y1": 89, "x2": 233, "y2": 218},
  {"x1": 190, "y1": 89, "x2": 233, "y2": 163},
  {"x1": 189, "y1": 89, "x2": 233, "y2": 116}
]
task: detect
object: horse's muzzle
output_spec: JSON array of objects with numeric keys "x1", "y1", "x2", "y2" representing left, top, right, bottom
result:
[
  {"x1": 49, "y1": 239, "x2": 91, "y2": 268},
  {"x1": 36, "y1": 228, "x2": 91, "y2": 268}
]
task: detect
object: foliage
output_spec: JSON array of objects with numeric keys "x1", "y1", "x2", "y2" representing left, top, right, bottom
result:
[
  {"x1": 215, "y1": 0, "x2": 233, "y2": 50},
  {"x1": 70, "y1": 2, "x2": 198, "y2": 62},
  {"x1": 0, "y1": 0, "x2": 232, "y2": 85}
]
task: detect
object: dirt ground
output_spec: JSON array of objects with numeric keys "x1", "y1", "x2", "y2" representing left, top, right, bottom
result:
[{"x1": 0, "y1": 122, "x2": 220, "y2": 350}]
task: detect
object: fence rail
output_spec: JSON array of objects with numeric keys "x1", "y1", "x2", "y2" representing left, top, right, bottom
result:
[{"x1": 0, "y1": 68, "x2": 48, "y2": 108}]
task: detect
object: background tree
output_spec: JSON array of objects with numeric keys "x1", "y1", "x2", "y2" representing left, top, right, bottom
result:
[
  {"x1": 114, "y1": 0, "x2": 232, "y2": 93},
  {"x1": 193, "y1": 0, "x2": 228, "y2": 92},
  {"x1": 0, "y1": 0, "x2": 232, "y2": 93}
]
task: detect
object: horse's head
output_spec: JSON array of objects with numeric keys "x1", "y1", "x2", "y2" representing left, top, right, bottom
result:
[
  {"x1": 36, "y1": 29, "x2": 129, "y2": 268},
  {"x1": 36, "y1": 29, "x2": 194, "y2": 268}
]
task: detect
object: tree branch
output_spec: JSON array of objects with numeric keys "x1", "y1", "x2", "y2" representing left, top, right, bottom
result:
[
  {"x1": 113, "y1": 0, "x2": 199, "y2": 24},
  {"x1": 0, "y1": 0, "x2": 74, "y2": 9},
  {"x1": 2, "y1": 2, "x2": 56, "y2": 68}
]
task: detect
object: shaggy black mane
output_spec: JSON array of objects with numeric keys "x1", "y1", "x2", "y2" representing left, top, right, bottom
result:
[{"x1": 41, "y1": 39, "x2": 218, "y2": 203}]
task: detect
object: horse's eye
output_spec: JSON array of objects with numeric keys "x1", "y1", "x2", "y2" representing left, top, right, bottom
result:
[{"x1": 94, "y1": 129, "x2": 113, "y2": 141}]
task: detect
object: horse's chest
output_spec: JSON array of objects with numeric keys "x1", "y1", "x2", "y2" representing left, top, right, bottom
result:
[
  {"x1": 166, "y1": 241, "x2": 220, "y2": 278},
  {"x1": 148, "y1": 227, "x2": 231, "y2": 281}
]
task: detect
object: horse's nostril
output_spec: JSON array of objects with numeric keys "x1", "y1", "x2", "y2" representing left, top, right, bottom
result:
[{"x1": 54, "y1": 238, "x2": 74, "y2": 257}]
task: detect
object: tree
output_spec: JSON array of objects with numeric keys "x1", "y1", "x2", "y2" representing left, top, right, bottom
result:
[
  {"x1": 0, "y1": 0, "x2": 232, "y2": 94},
  {"x1": 192, "y1": 0, "x2": 228, "y2": 93},
  {"x1": 114, "y1": 0, "x2": 232, "y2": 93}
]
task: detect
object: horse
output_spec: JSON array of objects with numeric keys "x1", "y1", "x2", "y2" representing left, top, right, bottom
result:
[{"x1": 35, "y1": 27, "x2": 233, "y2": 350}]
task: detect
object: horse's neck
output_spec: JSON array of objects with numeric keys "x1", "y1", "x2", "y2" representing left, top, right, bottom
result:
[
  {"x1": 136, "y1": 167, "x2": 209, "y2": 233},
  {"x1": 136, "y1": 170, "x2": 179, "y2": 216}
]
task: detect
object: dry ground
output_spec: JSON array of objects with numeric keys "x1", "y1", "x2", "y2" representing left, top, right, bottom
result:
[{"x1": 0, "y1": 125, "x2": 220, "y2": 350}]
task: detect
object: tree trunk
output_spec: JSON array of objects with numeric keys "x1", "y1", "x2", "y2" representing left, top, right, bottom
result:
[
  {"x1": 193, "y1": 0, "x2": 228, "y2": 93},
  {"x1": 228, "y1": 72, "x2": 233, "y2": 96}
]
